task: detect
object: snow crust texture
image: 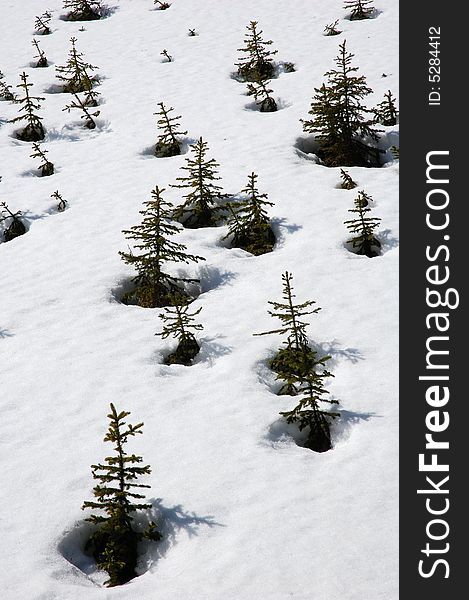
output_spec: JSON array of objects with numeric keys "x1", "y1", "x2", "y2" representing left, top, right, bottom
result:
[{"x1": 0, "y1": 1, "x2": 398, "y2": 598}]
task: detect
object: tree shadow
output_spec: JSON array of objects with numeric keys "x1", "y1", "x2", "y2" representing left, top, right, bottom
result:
[
  {"x1": 314, "y1": 339, "x2": 365, "y2": 366},
  {"x1": 379, "y1": 228, "x2": 399, "y2": 253},
  {"x1": 133, "y1": 498, "x2": 224, "y2": 572}
]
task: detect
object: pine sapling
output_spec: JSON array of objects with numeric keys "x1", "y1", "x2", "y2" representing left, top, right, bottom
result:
[
  {"x1": 35, "y1": 11, "x2": 52, "y2": 35},
  {"x1": 339, "y1": 168, "x2": 356, "y2": 190},
  {"x1": 10, "y1": 72, "x2": 45, "y2": 141},
  {"x1": 160, "y1": 49, "x2": 173, "y2": 63},
  {"x1": 280, "y1": 372, "x2": 339, "y2": 452},
  {"x1": 254, "y1": 272, "x2": 327, "y2": 396},
  {"x1": 55, "y1": 37, "x2": 98, "y2": 93},
  {"x1": 344, "y1": 190, "x2": 381, "y2": 257},
  {"x1": 301, "y1": 41, "x2": 380, "y2": 167},
  {"x1": 324, "y1": 20, "x2": 342, "y2": 36},
  {"x1": 82, "y1": 404, "x2": 161, "y2": 587},
  {"x1": 344, "y1": 0, "x2": 375, "y2": 20},
  {"x1": 374, "y1": 90, "x2": 398, "y2": 126},
  {"x1": 0, "y1": 71, "x2": 16, "y2": 102},
  {"x1": 154, "y1": 1, "x2": 171, "y2": 8},
  {"x1": 119, "y1": 186, "x2": 205, "y2": 308},
  {"x1": 1, "y1": 203, "x2": 27, "y2": 242},
  {"x1": 154, "y1": 102, "x2": 187, "y2": 158},
  {"x1": 171, "y1": 137, "x2": 224, "y2": 228},
  {"x1": 63, "y1": 92, "x2": 100, "y2": 128},
  {"x1": 32, "y1": 39, "x2": 48, "y2": 68},
  {"x1": 51, "y1": 190, "x2": 68, "y2": 211},
  {"x1": 63, "y1": 0, "x2": 103, "y2": 21},
  {"x1": 223, "y1": 172, "x2": 275, "y2": 256},
  {"x1": 247, "y1": 78, "x2": 277, "y2": 112},
  {"x1": 236, "y1": 21, "x2": 278, "y2": 82},
  {"x1": 30, "y1": 143, "x2": 54, "y2": 176},
  {"x1": 156, "y1": 302, "x2": 203, "y2": 365}
]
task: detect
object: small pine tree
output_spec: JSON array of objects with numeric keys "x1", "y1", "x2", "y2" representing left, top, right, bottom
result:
[
  {"x1": 374, "y1": 90, "x2": 398, "y2": 126},
  {"x1": 160, "y1": 49, "x2": 173, "y2": 62},
  {"x1": 82, "y1": 404, "x2": 161, "y2": 587},
  {"x1": 280, "y1": 373, "x2": 340, "y2": 452},
  {"x1": 339, "y1": 168, "x2": 356, "y2": 190},
  {"x1": 32, "y1": 39, "x2": 48, "y2": 68},
  {"x1": 302, "y1": 41, "x2": 380, "y2": 167},
  {"x1": 63, "y1": 0, "x2": 103, "y2": 21},
  {"x1": 35, "y1": 11, "x2": 52, "y2": 35},
  {"x1": 154, "y1": 102, "x2": 187, "y2": 158},
  {"x1": 247, "y1": 78, "x2": 277, "y2": 112},
  {"x1": 223, "y1": 172, "x2": 275, "y2": 256},
  {"x1": 324, "y1": 20, "x2": 342, "y2": 36},
  {"x1": 344, "y1": 190, "x2": 381, "y2": 257},
  {"x1": 119, "y1": 186, "x2": 205, "y2": 308},
  {"x1": 154, "y1": 0, "x2": 171, "y2": 8},
  {"x1": 1, "y1": 203, "x2": 27, "y2": 242},
  {"x1": 9, "y1": 72, "x2": 45, "y2": 141},
  {"x1": 30, "y1": 143, "x2": 54, "y2": 176},
  {"x1": 0, "y1": 70, "x2": 16, "y2": 102},
  {"x1": 255, "y1": 272, "x2": 326, "y2": 396},
  {"x1": 344, "y1": 0, "x2": 375, "y2": 20},
  {"x1": 236, "y1": 21, "x2": 278, "y2": 82},
  {"x1": 51, "y1": 190, "x2": 68, "y2": 211},
  {"x1": 171, "y1": 137, "x2": 224, "y2": 228},
  {"x1": 156, "y1": 302, "x2": 203, "y2": 365},
  {"x1": 55, "y1": 37, "x2": 98, "y2": 93},
  {"x1": 63, "y1": 92, "x2": 100, "y2": 128}
]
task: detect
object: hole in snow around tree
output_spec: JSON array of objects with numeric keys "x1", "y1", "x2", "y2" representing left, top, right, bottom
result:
[
  {"x1": 243, "y1": 97, "x2": 290, "y2": 113},
  {"x1": 294, "y1": 136, "x2": 321, "y2": 163},
  {"x1": 139, "y1": 137, "x2": 195, "y2": 159}
]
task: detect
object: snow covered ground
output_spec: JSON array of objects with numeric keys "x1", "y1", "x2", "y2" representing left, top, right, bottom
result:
[{"x1": 0, "y1": 1, "x2": 398, "y2": 598}]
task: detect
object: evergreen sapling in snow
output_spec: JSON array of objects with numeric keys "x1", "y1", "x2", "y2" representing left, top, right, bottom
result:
[
  {"x1": 63, "y1": 92, "x2": 100, "y2": 128},
  {"x1": 156, "y1": 302, "x2": 203, "y2": 365},
  {"x1": 63, "y1": 0, "x2": 103, "y2": 21},
  {"x1": 51, "y1": 190, "x2": 68, "y2": 211},
  {"x1": 82, "y1": 404, "x2": 161, "y2": 587},
  {"x1": 374, "y1": 90, "x2": 398, "y2": 126},
  {"x1": 344, "y1": 0, "x2": 374, "y2": 20},
  {"x1": 344, "y1": 190, "x2": 381, "y2": 257},
  {"x1": 0, "y1": 71, "x2": 16, "y2": 102},
  {"x1": 160, "y1": 49, "x2": 173, "y2": 62},
  {"x1": 55, "y1": 37, "x2": 98, "y2": 93},
  {"x1": 223, "y1": 172, "x2": 275, "y2": 256},
  {"x1": 32, "y1": 39, "x2": 48, "y2": 68},
  {"x1": 302, "y1": 41, "x2": 380, "y2": 167},
  {"x1": 119, "y1": 186, "x2": 205, "y2": 308},
  {"x1": 255, "y1": 272, "x2": 327, "y2": 396},
  {"x1": 154, "y1": 1, "x2": 171, "y2": 9},
  {"x1": 324, "y1": 20, "x2": 342, "y2": 36},
  {"x1": 280, "y1": 372, "x2": 339, "y2": 453},
  {"x1": 247, "y1": 78, "x2": 277, "y2": 112},
  {"x1": 171, "y1": 137, "x2": 224, "y2": 228},
  {"x1": 1, "y1": 203, "x2": 27, "y2": 242},
  {"x1": 236, "y1": 21, "x2": 278, "y2": 82},
  {"x1": 10, "y1": 72, "x2": 45, "y2": 141},
  {"x1": 339, "y1": 168, "x2": 356, "y2": 189},
  {"x1": 154, "y1": 102, "x2": 187, "y2": 157},
  {"x1": 30, "y1": 143, "x2": 54, "y2": 176},
  {"x1": 35, "y1": 11, "x2": 52, "y2": 35}
]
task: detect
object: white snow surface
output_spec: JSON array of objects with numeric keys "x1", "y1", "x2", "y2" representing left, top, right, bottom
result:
[{"x1": 0, "y1": 1, "x2": 398, "y2": 598}]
